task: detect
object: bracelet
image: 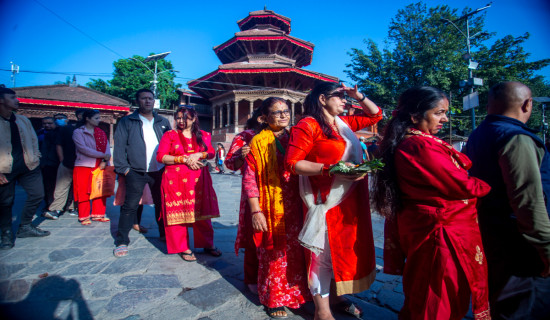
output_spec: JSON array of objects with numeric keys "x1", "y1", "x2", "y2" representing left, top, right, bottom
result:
[
  {"x1": 321, "y1": 164, "x2": 332, "y2": 177},
  {"x1": 201, "y1": 152, "x2": 207, "y2": 159},
  {"x1": 175, "y1": 155, "x2": 189, "y2": 164},
  {"x1": 251, "y1": 210, "x2": 263, "y2": 215},
  {"x1": 101, "y1": 159, "x2": 107, "y2": 162},
  {"x1": 359, "y1": 93, "x2": 367, "y2": 102}
]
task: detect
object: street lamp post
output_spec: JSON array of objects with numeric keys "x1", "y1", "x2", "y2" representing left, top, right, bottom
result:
[
  {"x1": 441, "y1": 2, "x2": 491, "y2": 130},
  {"x1": 143, "y1": 52, "x2": 171, "y2": 98}
]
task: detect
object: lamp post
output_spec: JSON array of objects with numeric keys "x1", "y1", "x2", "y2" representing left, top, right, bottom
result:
[
  {"x1": 143, "y1": 52, "x2": 171, "y2": 98},
  {"x1": 441, "y1": 2, "x2": 491, "y2": 130},
  {"x1": 534, "y1": 97, "x2": 550, "y2": 144}
]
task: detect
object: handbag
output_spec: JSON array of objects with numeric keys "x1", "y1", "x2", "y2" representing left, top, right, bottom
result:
[{"x1": 89, "y1": 166, "x2": 116, "y2": 200}]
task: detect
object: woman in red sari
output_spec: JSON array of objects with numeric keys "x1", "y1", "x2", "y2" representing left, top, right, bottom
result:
[
  {"x1": 285, "y1": 82, "x2": 382, "y2": 320},
  {"x1": 72, "y1": 109, "x2": 111, "y2": 226},
  {"x1": 156, "y1": 107, "x2": 221, "y2": 262},
  {"x1": 226, "y1": 108, "x2": 263, "y2": 294},
  {"x1": 371, "y1": 86, "x2": 491, "y2": 320},
  {"x1": 244, "y1": 97, "x2": 310, "y2": 318}
]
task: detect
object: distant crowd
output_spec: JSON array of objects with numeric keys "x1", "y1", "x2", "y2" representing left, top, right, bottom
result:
[{"x1": 0, "y1": 81, "x2": 548, "y2": 320}]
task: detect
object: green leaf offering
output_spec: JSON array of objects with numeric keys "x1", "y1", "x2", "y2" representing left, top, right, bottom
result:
[{"x1": 329, "y1": 158, "x2": 385, "y2": 176}]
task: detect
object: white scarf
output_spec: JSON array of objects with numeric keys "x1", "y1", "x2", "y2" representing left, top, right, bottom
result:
[{"x1": 298, "y1": 116, "x2": 363, "y2": 255}]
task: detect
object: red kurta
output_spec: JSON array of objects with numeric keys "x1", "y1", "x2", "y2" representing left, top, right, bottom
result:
[
  {"x1": 385, "y1": 132, "x2": 491, "y2": 320},
  {"x1": 156, "y1": 130, "x2": 220, "y2": 254},
  {"x1": 286, "y1": 112, "x2": 382, "y2": 295}
]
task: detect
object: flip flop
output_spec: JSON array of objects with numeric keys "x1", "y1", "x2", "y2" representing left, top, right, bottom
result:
[
  {"x1": 179, "y1": 251, "x2": 197, "y2": 262},
  {"x1": 80, "y1": 219, "x2": 91, "y2": 226},
  {"x1": 204, "y1": 247, "x2": 222, "y2": 257},
  {"x1": 267, "y1": 306, "x2": 288, "y2": 319},
  {"x1": 92, "y1": 217, "x2": 110, "y2": 222},
  {"x1": 113, "y1": 245, "x2": 128, "y2": 258},
  {"x1": 333, "y1": 300, "x2": 363, "y2": 319},
  {"x1": 133, "y1": 225, "x2": 148, "y2": 233}
]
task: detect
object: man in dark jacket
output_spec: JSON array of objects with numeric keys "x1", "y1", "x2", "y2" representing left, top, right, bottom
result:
[
  {"x1": 465, "y1": 81, "x2": 550, "y2": 319},
  {"x1": 113, "y1": 89, "x2": 171, "y2": 257}
]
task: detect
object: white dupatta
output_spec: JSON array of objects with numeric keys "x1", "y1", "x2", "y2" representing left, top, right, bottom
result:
[{"x1": 298, "y1": 116, "x2": 363, "y2": 255}]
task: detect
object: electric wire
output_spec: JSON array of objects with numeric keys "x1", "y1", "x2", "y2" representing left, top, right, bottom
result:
[{"x1": 32, "y1": 0, "x2": 126, "y2": 59}]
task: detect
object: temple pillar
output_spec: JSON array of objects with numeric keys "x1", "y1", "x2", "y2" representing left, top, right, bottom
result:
[
  {"x1": 109, "y1": 122, "x2": 114, "y2": 147},
  {"x1": 226, "y1": 103, "x2": 230, "y2": 128},
  {"x1": 212, "y1": 106, "x2": 216, "y2": 131},
  {"x1": 233, "y1": 100, "x2": 239, "y2": 133},
  {"x1": 218, "y1": 105, "x2": 223, "y2": 129},
  {"x1": 290, "y1": 101, "x2": 295, "y2": 125}
]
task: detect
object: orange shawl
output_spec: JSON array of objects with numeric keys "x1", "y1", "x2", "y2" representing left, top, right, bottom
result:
[{"x1": 249, "y1": 128, "x2": 286, "y2": 249}]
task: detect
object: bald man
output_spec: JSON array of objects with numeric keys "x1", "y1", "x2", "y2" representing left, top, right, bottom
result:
[{"x1": 465, "y1": 81, "x2": 550, "y2": 319}]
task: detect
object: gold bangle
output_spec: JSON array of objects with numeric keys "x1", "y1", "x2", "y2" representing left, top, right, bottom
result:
[{"x1": 202, "y1": 152, "x2": 207, "y2": 159}]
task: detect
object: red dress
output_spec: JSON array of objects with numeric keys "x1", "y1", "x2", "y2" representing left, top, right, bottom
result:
[
  {"x1": 225, "y1": 130, "x2": 259, "y2": 285},
  {"x1": 156, "y1": 130, "x2": 220, "y2": 254},
  {"x1": 385, "y1": 131, "x2": 491, "y2": 320},
  {"x1": 285, "y1": 112, "x2": 382, "y2": 295},
  {"x1": 243, "y1": 131, "x2": 310, "y2": 309}
]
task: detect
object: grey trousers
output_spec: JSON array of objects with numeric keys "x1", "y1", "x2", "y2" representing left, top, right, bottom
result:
[{"x1": 48, "y1": 163, "x2": 74, "y2": 212}]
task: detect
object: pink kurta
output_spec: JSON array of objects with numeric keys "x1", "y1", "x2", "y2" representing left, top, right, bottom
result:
[{"x1": 156, "y1": 130, "x2": 220, "y2": 254}]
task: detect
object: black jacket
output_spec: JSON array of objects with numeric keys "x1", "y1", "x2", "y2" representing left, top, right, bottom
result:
[{"x1": 114, "y1": 110, "x2": 171, "y2": 174}]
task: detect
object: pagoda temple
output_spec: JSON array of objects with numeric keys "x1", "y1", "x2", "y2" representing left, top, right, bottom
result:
[{"x1": 188, "y1": 9, "x2": 339, "y2": 143}]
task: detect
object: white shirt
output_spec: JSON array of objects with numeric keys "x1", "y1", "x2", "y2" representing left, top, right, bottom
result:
[{"x1": 139, "y1": 114, "x2": 164, "y2": 172}]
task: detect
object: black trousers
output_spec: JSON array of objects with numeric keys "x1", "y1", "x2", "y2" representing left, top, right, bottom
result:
[
  {"x1": 0, "y1": 168, "x2": 44, "y2": 232},
  {"x1": 115, "y1": 169, "x2": 164, "y2": 246},
  {"x1": 41, "y1": 165, "x2": 58, "y2": 209}
]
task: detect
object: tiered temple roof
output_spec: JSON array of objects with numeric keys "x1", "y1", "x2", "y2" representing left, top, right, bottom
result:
[{"x1": 187, "y1": 9, "x2": 339, "y2": 143}]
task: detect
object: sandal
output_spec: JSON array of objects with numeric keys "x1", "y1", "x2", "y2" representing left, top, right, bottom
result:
[
  {"x1": 333, "y1": 300, "x2": 363, "y2": 319},
  {"x1": 80, "y1": 219, "x2": 91, "y2": 226},
  {"x1": 132, "y1": 225, "x2": 148, "y2": 233},
  {"x1": 204, "y1": 247, "x2": 222, "y2": 257},
  {"x1": 92, "y1": 217, "x2": 110, "y2": 222},
  {"x1": 267, "y1": 306, "x2": 288, "y2": 319},
  {"x1": 113, "y1": 245, "x2": 128, "y2": 258},
  {"x1": 179, "y1": 251, "x2": 197, "y2": 262}
]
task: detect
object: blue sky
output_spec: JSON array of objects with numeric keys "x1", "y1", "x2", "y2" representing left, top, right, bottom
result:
[{"x1": 1, "y1": 0, "x2": 549, "y2": 90}]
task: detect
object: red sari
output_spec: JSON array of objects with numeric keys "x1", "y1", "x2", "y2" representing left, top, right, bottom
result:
[
  {"x1": 225, "y1": 129, "x2": 259, "y2": 285},
  {"x1": 156, "y1": 130, "x2": 220, "y2": 254},
  {"x1": 243, "y1": 130, "x2": 310, "y2": 309},
  {"x1": 285, "y1": 112, "x2": 382, "y2": 295},
  {"x1": 384, "y1": 130, "x2": 491, "y2": 320}
]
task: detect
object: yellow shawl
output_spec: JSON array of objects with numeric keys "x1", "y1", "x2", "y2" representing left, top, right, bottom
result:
[{"x1": 249, "y1": 128, "x2": 286, "y2": 248}]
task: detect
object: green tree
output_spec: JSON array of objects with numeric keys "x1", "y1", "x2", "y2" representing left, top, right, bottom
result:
[
  {"x1": 54, "y1": 76, "x2": 72, "y2": 85},
  {"x1": 346, "y1": 1, "x2": 550, "y2": 135},
  {"x1": 87, "y1": 54, "x2": 181, "y2": 108}
]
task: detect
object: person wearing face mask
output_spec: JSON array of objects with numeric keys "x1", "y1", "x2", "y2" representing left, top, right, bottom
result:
[
  {"x1": 371, "y1": 86, "x2": 491, "y2": 320},
  {"x1": 43, "y1": 110, "x2": 85, "y2": 220}
]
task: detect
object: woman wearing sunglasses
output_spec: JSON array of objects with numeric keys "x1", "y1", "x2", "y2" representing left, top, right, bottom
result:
[
  {"x1": 286, "y1": 82, "x2": 382, "y2": 320},
  {"x1": 156, "y1": 107, "x2": 221, "y2": 262}
]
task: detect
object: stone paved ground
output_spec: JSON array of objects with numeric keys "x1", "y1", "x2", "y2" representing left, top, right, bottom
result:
[{"x1": 0, "y1": 173, "x2": 475, "y2": 320}]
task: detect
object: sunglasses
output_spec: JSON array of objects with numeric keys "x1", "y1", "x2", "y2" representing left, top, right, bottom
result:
[{"x1": 325, "y1": 91, "x2": 347, "y2": 100}]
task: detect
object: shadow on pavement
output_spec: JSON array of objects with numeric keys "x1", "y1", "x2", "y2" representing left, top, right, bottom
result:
[{"x1": 0, "y1": 275, "x2": 93, "y2": 320}]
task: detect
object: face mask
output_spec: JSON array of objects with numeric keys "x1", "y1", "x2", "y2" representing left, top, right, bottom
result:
[{"x1": 55, "y1": 119, "x2": 67, "y2": 126}]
